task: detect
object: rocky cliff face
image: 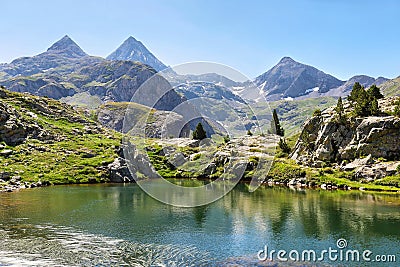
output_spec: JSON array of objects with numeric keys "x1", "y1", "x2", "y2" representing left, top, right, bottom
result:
[{"x1": 291, "y1": 97, "x2": 400, "y2": 180}]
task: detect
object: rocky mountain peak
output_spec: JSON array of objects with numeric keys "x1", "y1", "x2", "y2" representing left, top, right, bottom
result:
[
  {"x1": 107, "y1": 36, "x2": 167, "y2": 71},
  {"x1": 278, "y1": 56, "x2": 296, "y2": 64},
  {"x1": 125, "y1": 36, "x2": 142, "y2": 45},
  {"x1": 255, "y1": 57, "x2": 344, "y2": 100},
  {"x1": 46, "y1": 35, "x2": 87, "y2": 57}
]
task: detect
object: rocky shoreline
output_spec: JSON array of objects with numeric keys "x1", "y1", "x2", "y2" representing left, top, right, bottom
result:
[
  {"x1": 0, "y1": 172, "x2": 51, "y2": 192},
  {"x1": 2, "y1": 175, "x2": 399, "y2": 193}
]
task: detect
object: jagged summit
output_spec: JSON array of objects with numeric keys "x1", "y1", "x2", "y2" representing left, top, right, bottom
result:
[
  {"x1": 46, "y1": 35, "x2": 87, "y2": 57},
  {"x1": 278, "y1": 56, "x2": 296, "y2": 64},
  {"x1": 125, "y1": 36, "x2": 142, "y2": 44},
  {"x1": 107, "y1": 36, "x2": 167, "y2": 71}
]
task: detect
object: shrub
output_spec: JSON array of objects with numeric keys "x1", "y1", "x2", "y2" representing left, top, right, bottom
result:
[
  {"x1": 374, "y1": 176, "x2": 400, "y2": 188},
  {"x1": 278, "y1": 138, "x2": 291, "y2": 154},
  {"x1": 394, "y1": 100, "x2": 400, "y2": 117},
  {"x1": 313, "y1": 109, "x2": 322, "y2": 117},
  {"x1": 223, "y1": 135, "x2": 230, "y2": 143}
]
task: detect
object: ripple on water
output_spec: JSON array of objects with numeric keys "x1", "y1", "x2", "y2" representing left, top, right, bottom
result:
[
  {"x1": 0, "y1": 223, "x2": 214, "y2": 266},
  {"x1": 0, "y1": 223, "x2": 334, "y2": 267}
]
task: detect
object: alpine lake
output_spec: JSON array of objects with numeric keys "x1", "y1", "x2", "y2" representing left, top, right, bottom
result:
[{"x1": 0, "y1": 181, "x2": 399, "y2": 266}]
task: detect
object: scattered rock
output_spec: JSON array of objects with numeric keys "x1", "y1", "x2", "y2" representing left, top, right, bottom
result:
[
  {"x1": 341, "y1": 154, "x2": 374, "y2": 171},
  {"x1": 0, "y1": 172, "x2": 11, "y2": 181},
  {"x1": 0, "y1": 149, "x2": 13, "y2": 157},
  {"x1": 81, "y1": 152, "x2": 96, "y2": 158},
  {"x1": 355, "y1": 162, "x2": 400, "y2": 181}
]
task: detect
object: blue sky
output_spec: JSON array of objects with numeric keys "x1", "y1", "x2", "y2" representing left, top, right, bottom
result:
[{"x1": 1, "y1": 0, "x2": 399, "y2": 80}]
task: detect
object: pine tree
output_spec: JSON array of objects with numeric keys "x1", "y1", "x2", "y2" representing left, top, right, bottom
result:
[
  {"x1": 335, "y1": 97, "x2": 344, "y2": 120},
  {"x1": 271, "y1": 109, "x2": 284, "y2": 136},
  {"x1": 348, "y1": 82, "x2": 383, "y2": 117},
  {"x1": 367, "y1": 84, "x2": 384, "y2": 100},
  {"x1": 348, "y1": 82, "x2": 363, "y2": 103},
  {"x1": 192, "y1": 122, "x2": 206, "y2": 140},
  {"x1": 348, "y1": 83, "x2": 370, "y2": 116},
  {"x1": 371, "y1": 98, "x2": 379, "y2": 116},
  {"x1": 354, "y1": 87, "x2": 369, "y2": 116}
]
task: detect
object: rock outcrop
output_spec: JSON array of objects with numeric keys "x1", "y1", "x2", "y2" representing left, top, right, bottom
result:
[{"x1": 291, "y1": 97, "x2": 400, "y2": 180}]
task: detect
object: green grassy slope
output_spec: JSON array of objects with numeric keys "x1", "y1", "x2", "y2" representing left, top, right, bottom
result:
[
  {"x1": 380, "y1": 76, "x2": 400, "y2": 97},
  {"x1": 0, "y1": 88, "x2": 121, "y2": 185}
]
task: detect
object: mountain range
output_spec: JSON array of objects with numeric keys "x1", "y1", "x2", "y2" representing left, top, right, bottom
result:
[
  {"x1": 0, "y1": 35, "x2": 184, "y2": 109},
  {"x1": 0, "y1": 35, "x2": 398, "y2": 137},
  {"x1": 1, "y1": 35, "x2": 397, "y2": 102}
]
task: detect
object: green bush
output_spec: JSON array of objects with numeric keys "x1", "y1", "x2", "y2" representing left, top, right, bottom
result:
[
  {"x1": 313, "y1": 109, "x2": 322, "y2": 117},
  {"x1": 223, "y1": 135, "x2": 230, "y2": 143},
  {"x1": 192, "y1": 153, "x2": 201, "y2": 161},
  {"x1": 278, "y1": 138, "x2": 291, "y2": 154},
  {"x1": 394, "y1": 100, "x2": 400, "y2": 117},
  {"x1": 267, "y1": 160, "x2": 306, "y2": 181},
  {"x1": 374, "y1": 176, "x2": 400, "y2": 188}
]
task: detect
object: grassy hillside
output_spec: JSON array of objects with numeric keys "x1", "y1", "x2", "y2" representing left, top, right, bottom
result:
[
  {"x1": 252, "y1": 96, "x2": 338, "y2": 136},
  {"x1": 0, "y1": 88, "x2": 121, "y2": 186},
  {"x1": 381, "y1": 76, "x2": 400, "y2": 97}
]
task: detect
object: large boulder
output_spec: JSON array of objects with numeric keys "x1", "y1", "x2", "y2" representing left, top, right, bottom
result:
[{"x1": 107, "y1": 157, "x2": 134, "y2": 183}]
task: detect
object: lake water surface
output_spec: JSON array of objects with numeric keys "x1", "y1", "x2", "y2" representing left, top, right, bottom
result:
[{"x1": 0, "y1": 183, "x2": 399, "y2": 266}]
